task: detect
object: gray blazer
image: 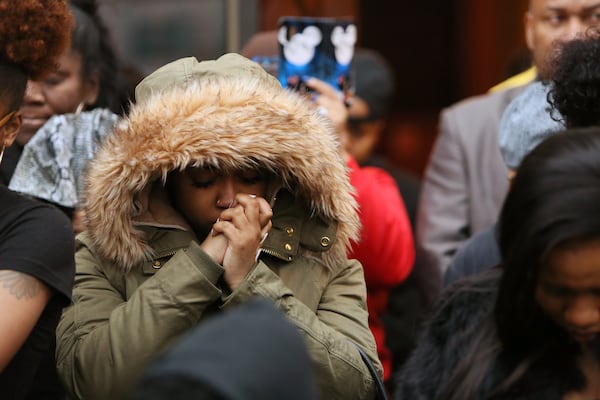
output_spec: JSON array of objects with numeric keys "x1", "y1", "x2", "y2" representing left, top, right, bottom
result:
[{"x1": 416, "y1": 85, "x2": 525, "y2": 277}]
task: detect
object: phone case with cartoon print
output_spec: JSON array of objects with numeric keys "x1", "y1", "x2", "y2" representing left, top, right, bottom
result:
[{"x1": 277, "y1": 16, "x2": 356, "y2": 96}]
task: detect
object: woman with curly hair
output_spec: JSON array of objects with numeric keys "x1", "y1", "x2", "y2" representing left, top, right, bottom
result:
[
  {"x1": 9, "y1": 0, "x2": 122, "y2": 152},
  {"x1": 4, "y1": 0, "x2": 134, "y2": 235},
  {"x1": 0, "y1": 1, "x2": 76, "y2": 399}
]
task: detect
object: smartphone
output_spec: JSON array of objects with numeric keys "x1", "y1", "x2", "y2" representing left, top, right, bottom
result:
[{"x1": 277, "y1": 16, "x2": 356, "y2": 97}]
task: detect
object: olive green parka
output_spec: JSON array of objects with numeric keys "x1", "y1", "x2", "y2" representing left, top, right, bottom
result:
[{"x1": 56, "y1": 54, "x2": 381, "y2": 400}]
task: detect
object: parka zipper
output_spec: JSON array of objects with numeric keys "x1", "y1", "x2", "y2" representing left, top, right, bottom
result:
[
  {"x1": 260, "y1": 247, "x2": 292, "y2": 261},
  {"x1": 155, "y1": 250, "x2": 177, "y2": 259}
]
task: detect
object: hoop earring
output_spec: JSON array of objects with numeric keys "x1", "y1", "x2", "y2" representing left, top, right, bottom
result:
[
  {"x1": 0, "y1": 146, "x2": 4, "y2": 165},
  {"x1": 75, "y1": 102, "x2": 85, "y2": 114}
]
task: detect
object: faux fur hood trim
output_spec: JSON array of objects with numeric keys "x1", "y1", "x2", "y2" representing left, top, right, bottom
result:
[{"x1": 84, "y1": 76, "x2": 359, "y2": 271}]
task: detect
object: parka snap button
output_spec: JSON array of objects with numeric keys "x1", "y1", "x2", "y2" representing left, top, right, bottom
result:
[
  {"x1": 285, "y1": 227, "x2": 294, "y2": 237},
  {"x1": 284, "y1": 243, "x2": 293, "y2": 251},
  {"x1": 320, "y1": 237, "x2": 331, "y2": 247},
  {"x1": 152, "y1": 261, "x2": 162, "y2": 269}
]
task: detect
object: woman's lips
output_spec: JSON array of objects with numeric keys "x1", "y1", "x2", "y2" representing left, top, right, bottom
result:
[
  {"x1": 20, "y1": 115, "x2": 49, "y2": 133},
  {"x1": 16, "y1": 116, "x2": 50, "y2": 144},
  {"x1": 22, "y1": 115, "x2": 48, "y2": 126}
]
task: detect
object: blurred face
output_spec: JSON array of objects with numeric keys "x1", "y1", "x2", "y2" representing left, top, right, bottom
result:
[
  {"x1": 16, "y1": 50, "x2": 99, "y2": 146},
  {"x1": 536, "y1": 238, "x2": 600, "y2": 344},
  {"x1": 346, "y1": 96, "x2": 385, "y2": 164},
  {"x1": 526, "y1": 0, "x2": 600, "y2": 80},
  {"x1": 168, "y1": 167, "x2": 269, "y2": 239}
]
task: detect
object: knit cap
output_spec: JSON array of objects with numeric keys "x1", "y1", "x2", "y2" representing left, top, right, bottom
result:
[{"x1": 131, "y1": 299, "x2": 318, "y2": 400}]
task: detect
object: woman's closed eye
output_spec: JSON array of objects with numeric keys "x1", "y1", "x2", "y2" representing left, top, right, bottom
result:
[
  {"x1": 191, "y1": 178, "x2": 216, "y2": 189},
  {"x1": 237, "y1": 170, "x2": 265, "y2": 185},
  {"x1": 42, "y1": 71, "x2": 69, "y2": 87},
  {"x1": 187, "y1": 169, "x2": 217, "y2": 188}
]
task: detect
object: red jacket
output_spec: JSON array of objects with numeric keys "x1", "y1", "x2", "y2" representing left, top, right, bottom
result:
[{"x1": 347, "y1": 157, "x2": 415, "y2": 382}]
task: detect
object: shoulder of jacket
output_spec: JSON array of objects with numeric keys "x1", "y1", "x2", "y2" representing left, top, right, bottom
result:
[
  {"x1": 77, "y1": 227, "x2": 194, "y2": 263},
  {"x1": 429, "y1": 269, "x2": 500, "y2": 331},
  {"x1": 488, "y1": 67, "x2": 537, "y2": 93},
  {"x1": 443, "y1": 85, "x2": 526, "y2": 116}
]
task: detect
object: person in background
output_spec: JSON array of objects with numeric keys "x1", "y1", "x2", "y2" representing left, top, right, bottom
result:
[
  {"x1": 4, "y1": 0, "x2": 133, "y2": 234},
  {"x1": 0, "y1": 0, "x2": 123, "y2": 187},
  {"x1": 0, "y1": 1, "x2": 76, "y2": 399},
  {"x1": 416, "y1": 0, "x2": 600, "y2": 281},
  {"x1": 131, "y1": 299, "x2": 318, "y2": 400},
  {"x1": 344, "y1": 47, "x2": 438, "y2": 384},
  {"x1": 443, "y1": 80, "x2": 564, "y2": 287},
  {"x1": 243, "y1": 33, "x2": 421, "y2": 219},
  {"x1": 8, "y1": 105, "x2": 118, "y2": 234},
  {"x1": 347, "y1": 48, "x2": 421, "y2": 229},
  {"x1": 306, "y1": 76, "x2": 414, "y2": 385},
  {"x1": 242, "y1": 32, "x2": 415, "y2": 384},
  {"x1": 56, "y1": 53, "x2": 381, "y2": 400},
  {"x1": 395, "y1": 127, "x2": 600, "y2": 400},
  {"x1": 444, "y1": 32, "x2": 600, "y2": 287}
]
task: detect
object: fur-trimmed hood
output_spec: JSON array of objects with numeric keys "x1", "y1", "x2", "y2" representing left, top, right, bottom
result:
[{"x1": 84, "y1": 54, "x2": 359, "y2": 271}]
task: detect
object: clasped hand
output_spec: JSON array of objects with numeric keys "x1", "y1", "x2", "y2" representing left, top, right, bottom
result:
[{"x1": 200, "y1": 194, "x2": 272, "y2": 291}]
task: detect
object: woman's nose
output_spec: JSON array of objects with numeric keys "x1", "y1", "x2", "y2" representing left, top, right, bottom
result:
[
  {"x1": 564, "y1": 296, "x2": 600, "y2": 331},
  {"x1": 215, "y1": 177, "x2": 236, "y2": 208},
  {"x1": 23, "y1": 81, "x2": 45, "y2": 104}
]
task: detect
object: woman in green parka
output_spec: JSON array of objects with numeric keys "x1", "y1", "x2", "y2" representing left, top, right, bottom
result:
[{"x1": 56, "y1": 53, "x2": 382, "y2": 399}]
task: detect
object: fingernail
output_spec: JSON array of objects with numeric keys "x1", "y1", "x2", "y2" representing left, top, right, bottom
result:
[
  {"x1": 260, "y1": 232, "x2": 269, "y2": 244},
  {"x1": 249, "y1": 194, "x2": 256, "y2": 198}
]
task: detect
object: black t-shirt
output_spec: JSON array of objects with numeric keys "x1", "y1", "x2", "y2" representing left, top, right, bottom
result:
[
  {"x1": 0, "y1": 186, "x2": 75, "y2": 399},
  {"x1": 0, "y1": 144, "x2": 22, "y2": 186}
]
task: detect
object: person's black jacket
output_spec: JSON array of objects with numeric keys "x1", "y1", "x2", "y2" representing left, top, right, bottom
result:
[{"x1": 395, "y1": 268, "x2": 585, "y2": 400}]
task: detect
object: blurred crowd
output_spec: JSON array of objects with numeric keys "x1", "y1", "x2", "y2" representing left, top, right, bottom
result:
[{"x1": 3, "y1": 1, "x2": 600, "y2": 399}]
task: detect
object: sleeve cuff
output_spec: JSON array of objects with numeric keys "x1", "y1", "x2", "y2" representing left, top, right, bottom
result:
[{"x1": 184, "y1": 241, "x2": 224, "y2": 284}]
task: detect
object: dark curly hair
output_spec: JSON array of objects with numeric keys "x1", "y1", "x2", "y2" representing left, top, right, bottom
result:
[
  {"x1": 0, "y1": 0, "x2": 73, "y2": 111},
  {"x1": 548, "y1": 32, "x2": 600, "y2": 128}
]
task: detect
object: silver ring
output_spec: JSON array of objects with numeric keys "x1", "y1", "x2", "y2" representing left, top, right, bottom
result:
[{"x1": 317, "y1": 106, "x2": 328, "y2": 117}]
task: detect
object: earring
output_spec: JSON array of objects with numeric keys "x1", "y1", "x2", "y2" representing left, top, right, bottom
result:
[
  {"x1": 75, "y1": 102, "x2": 85, "y2": 114},
  {"x1": 0, "y1": 146, "x2": 4, "y2": 165}
]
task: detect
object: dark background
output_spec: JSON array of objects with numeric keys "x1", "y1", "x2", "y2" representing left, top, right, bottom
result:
[
  {"x1": 101, "y1": 0, "x2": 530, "y2": 177},
  {"x1": 258, "y1": 0, "x2": 530, "y2": 176}
]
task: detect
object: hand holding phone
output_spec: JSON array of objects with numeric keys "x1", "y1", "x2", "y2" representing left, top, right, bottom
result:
[{"x1": 304, "y1": 77, "x2": 351, "y2": 159}]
